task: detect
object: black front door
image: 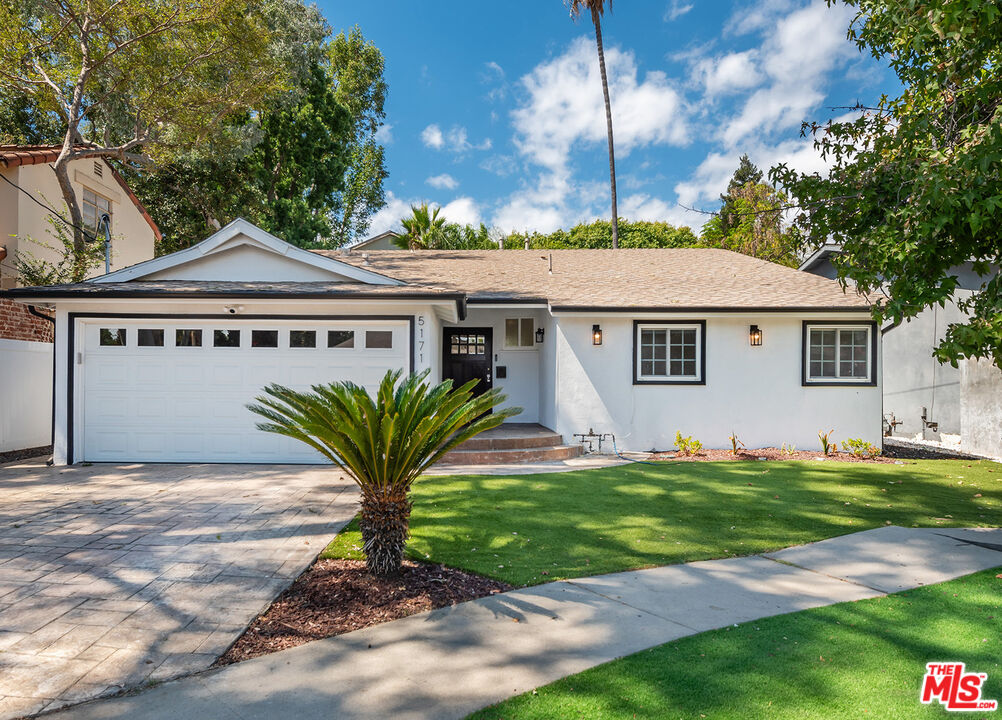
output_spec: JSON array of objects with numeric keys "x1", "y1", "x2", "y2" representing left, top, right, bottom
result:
[{"x1": 443, "y1": 327, "x2": 493, "y2": 400}]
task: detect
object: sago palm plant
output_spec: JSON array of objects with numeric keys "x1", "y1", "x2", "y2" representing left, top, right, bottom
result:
[{"x1": 248, "y1": 369, "x2": 520, "y2": 575}]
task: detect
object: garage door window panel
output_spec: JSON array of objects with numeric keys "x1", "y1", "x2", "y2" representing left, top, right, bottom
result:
[
  {"x1": 137, "y1": 329, "x2": 164, "y2": 347},
  {"x1": 176, "y1": 329, "x2": 202, "y2": 347},
  {"x1": 365, "y1": 330, "x2": 393, "y2": 349},
  {"x1": 214, "y1": 330, "x2": 240, "y2": 348},
  {"x1": 290, "y1": 330, "x2": 316, "y2": 348},
  {"x1": 251, "y1": 330, "x2": 279, "y2": 348},
  {"x1": 328, "y1": 330, "x2": 354, "y2": 349},
  {"x1": 99, "y1": 328, "x2": 126, "y2": 346}
]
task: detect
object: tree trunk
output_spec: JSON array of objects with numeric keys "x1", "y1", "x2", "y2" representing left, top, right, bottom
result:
[
  {"x1": 359, "y1": 490, "x2": 412, "y2": 575},
  {"x1": 51, "y1": 147, "x2": 88, "y2": 281},
  {"x1": 592, "y1": 7, "x2": 619, "y2": 250}
]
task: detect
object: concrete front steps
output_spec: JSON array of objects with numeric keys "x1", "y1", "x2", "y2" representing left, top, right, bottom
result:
[{"x1": 441, "y1": 423, "x2": 582, "y2": 465}]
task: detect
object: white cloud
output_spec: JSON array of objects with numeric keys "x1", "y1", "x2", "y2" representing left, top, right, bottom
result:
[
  {"x1": 426, "y1": 173, "x2": 459, "y2": 190},
  {"x1": 695, "y1": 50, "x2": 762, "y2": 95},
  {"x1": 374, "y1": 123, "x2": 393, "y2": 144},
  {"x1": 512, "y1": 37, "x2": 688, "y2": 173},
  {"x1": 724, "y1": 0, "x2": 795, "y2": 36},
  {"x1": 719, "y1": 1, "x2": 855, "y2": 146},
  {"x1": 367, "y1": 191, "x2": 412, "y2": 236},
  {"x1": 421, "y1": 124, "x2": 445, "y2": 150},
  {"x1": 441, "y1": 196, "x2": 482, "y2": 227},
  {"x1": 480, "y1": 154, "x2": 518, "y2": 177},
  {"x1": 664, "y1": 0, "x2": 693, "y2": 22},
  {"x1": 421, "y1": 123, "x2": 491, "y2": 154}
]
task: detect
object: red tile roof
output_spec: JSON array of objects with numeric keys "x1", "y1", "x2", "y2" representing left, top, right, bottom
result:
[{"x1": 0, "y1": 145, "x2": 160, "y2": 240}]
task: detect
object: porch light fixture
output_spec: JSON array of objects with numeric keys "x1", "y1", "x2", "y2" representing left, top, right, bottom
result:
[
  {"x1": 535, "y1": 327, "x2": 545, "y2": 343},
  {"x1": 592, "y1": 324, "x2": 603, "y2": 345},
  {"x1": 749, "y1": 324, "x2": 763, "y2": 346}
]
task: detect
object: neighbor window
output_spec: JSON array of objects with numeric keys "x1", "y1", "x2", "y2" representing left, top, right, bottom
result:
[
  {"x1": 176, "y1": 329, "x2": 202, "y2": 347},
  {"x1": 137, "y1": 329, "x2": 164, "y2": 347},
  {"x1": 82, "y1": 188, "x2": 111, "y2": 234},
  {"x1": 328, "y1": 330, "x2": 354, "y2": 348},
  {"x1": 99, "y1": 328, "x2": 126, "y2": 346},
  {"x1": 805, "y1": 323, "x2": 874, "y2": 384},
  {"x1": 290, "y1": 330, "x2": 316, "y2": 348},
  {"x1": 504, "y1": 318, "x2": 535, "y2": 348},
  {"x1": 251, "y1": 330, "x2": 279, "y2": 348},
  {"x1": 634, "y1": 322, "x2": 704, "y2": 384},
  {"x1": 365, "y1": 330, "x2": 393, "y2": 349},
  {"x1": 213, "y1": 329, "x2": 240, "y2": 347}
]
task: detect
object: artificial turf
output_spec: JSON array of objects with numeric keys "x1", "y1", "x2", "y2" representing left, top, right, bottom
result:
[
  {"x1": 467, "y1": 566, "x2": 1002, "y2": 719},
  {"x1": 322, "y1": 459, "x2": 1002, "y2": 586}
]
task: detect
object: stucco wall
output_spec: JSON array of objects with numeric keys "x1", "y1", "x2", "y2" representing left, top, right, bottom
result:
[
  {"x1": 0, "y1": 159, "x2": 156, "y2": 290},
  {"x1": 442, "y1": 307, "x2": 547, "y2": 424},
  {"x1": 960, "y1": 358, "x2": 1002, "y2": 458},
  {"x1": 882, "y1": 299, "x2": 967, "y2": 439},
  {"x1": 0, "y1": 339, "x2": 52, "y2": 452},
  {"x1": 551, "y1": 315, "x2": 883, "y2": 452}
]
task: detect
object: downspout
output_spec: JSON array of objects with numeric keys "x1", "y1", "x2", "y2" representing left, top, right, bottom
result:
[{"x1": 27, "y1": 305, "x2": 56, "y2": 466}]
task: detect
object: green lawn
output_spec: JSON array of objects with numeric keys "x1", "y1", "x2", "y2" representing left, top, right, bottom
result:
[
  {"x1": 322, "y1": 459, "x2": 1002, "y2": 586},
  {"x1": 467, "y1": 566, "x2": 1002, "y2": 720}
]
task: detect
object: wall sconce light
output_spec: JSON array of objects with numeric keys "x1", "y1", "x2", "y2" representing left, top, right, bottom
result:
[
  {"x1": 592, "y1": 324, "x2": 603, "y2": 346},
  {"x1": 535, "y1": 327, "x2": 545, "y2": 344},
  {"x1": 749, "y1": 324, "x2": 763, "y2": 346}
]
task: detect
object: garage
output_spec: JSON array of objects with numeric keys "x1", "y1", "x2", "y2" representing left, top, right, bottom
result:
[{"x1": 75, "y1": 317, "x2": 411, "y2": 463}]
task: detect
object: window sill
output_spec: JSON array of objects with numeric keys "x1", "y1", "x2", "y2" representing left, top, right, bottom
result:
[{"x1": 633, "y1": 377, "x2": 705, "y2": 386}]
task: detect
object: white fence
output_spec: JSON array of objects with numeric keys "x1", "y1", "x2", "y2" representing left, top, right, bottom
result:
[{"x1": 0, "y1": 339, "x2": 52, "y2": 453}]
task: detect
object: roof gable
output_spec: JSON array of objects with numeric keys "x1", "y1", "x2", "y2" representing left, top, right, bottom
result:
[{"x1": 92, "y1": 219, "x2": 403, "y2": 286}]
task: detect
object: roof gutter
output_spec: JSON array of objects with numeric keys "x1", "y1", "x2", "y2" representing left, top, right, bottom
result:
[{"x1": 548, "y1": 305, "x2": 874, "y2": 314}]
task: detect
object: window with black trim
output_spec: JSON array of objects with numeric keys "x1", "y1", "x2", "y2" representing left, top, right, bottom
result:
[
  {"x1": 634, "y1": 322, "x2": 704, "y2": 384},
  {"x1": 804, "y1": 323, "x2": 874, "y2": 384}
]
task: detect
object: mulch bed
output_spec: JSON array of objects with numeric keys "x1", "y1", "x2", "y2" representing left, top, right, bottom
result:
[
  {"x1": 646, "y1": 447, "x2": 896, "y2": 463},
  {"x1": 0, "y1": 445, "x2": 51, "y2": 465},
  {"x1": 215, "y1": 558, "x2": 511, "y2": 665}
]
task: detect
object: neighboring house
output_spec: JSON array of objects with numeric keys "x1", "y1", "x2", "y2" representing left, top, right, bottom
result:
[
  {"x1": 2, "y1": 219, "x2": 881, "y2": 465},
  {"x1": 349, "y1": 230, "x2": 401, "y2": 250},
  {"x1": 800, "y1": 245, "x2": 1001, "y2": 458},
  {"x1": 0, "y1": 145, "x2": 159, "y2": 454}
]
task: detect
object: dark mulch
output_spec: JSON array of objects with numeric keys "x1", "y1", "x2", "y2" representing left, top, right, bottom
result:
[
  {"x1": 0, "y1": 445, "x2": 51, "y2": 465},
  {"x1": 647, "y1": 447, "x2": 895, "y2": 463},
  {"x1": 215, "y1": 558, "x2": 511, "y2": 665}
]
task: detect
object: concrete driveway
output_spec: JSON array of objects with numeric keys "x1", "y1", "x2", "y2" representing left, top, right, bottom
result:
[{"x1": 0, "y1": 459, "x2": 358, "y2": 719}]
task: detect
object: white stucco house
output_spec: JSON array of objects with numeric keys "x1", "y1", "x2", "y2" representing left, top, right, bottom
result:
[{"x1": 2, "y1": 219, "x2": 882, "y2": 465}]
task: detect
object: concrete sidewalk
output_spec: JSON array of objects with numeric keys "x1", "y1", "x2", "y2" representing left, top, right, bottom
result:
[{"x1": 44, "y1": 526, "x2": 1002, "y2": 720}]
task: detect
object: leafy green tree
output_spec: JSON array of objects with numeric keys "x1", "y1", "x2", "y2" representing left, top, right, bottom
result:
[
  {"x1": 0, "y1": 0, "x2": 296, "y2": 278},
  {"x1": 249, "y1": 370, "x2": 520, "y2": 575},
  {"x1": 772, "y1": 0, "x2": 1002, "y2": 368},
  {"x1": 504, "y1": 220, "x2": 699, "y2": 249},
  {"x1": 701, "y1": 157, "x2": 800, "y2": 267},
  {"x1": 327, "y1": 27, "x2": 390, "y2": 244},
  {"x1": 394, "y1": 204, "x2": 447, "y2": 249},
  {"x1": 436, "y1": 224, "x2": 500, "y2": 250},
  {"x1": 567, "y1": 0, "x2": 620, "y2": 249}
]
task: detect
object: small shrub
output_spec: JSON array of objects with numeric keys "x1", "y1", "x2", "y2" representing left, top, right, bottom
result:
[
  {"x1": 818, "y1": 429, "x2": 837, "y2": 456},
  {"x1": 675, "y1": 431, "x2": 703, "y2": 456},
  {"x1": 781, "y1": 443, "x2": 797, "y2": 456},
  {"x1": 843, "y1": 438, "x2": 881, "y2": 458},
  {"x1": 728, "y1": 433, "x2": 745, "y2": 455}
]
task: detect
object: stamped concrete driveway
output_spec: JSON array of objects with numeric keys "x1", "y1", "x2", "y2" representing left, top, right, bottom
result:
[{"x1": 0, "y1": 459, "x2": 358, "y2": 720}]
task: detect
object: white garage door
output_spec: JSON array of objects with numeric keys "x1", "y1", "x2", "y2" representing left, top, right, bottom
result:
[{"x1": 77, "y1": 318, "x2": 410, "y2": 463}]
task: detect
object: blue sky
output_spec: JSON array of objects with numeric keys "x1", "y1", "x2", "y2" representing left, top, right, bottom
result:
[{"x1": 322, "y1": 0, "x2": 896, "y2": 237}]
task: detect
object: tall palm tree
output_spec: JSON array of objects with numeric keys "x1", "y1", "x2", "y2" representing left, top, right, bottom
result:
[
  {"x1": 394, "y1": 203, "x2": 447, "y2": 249},
  {"x1": 567, "y1": 0, "x2": 619, "y2": 249},
  {"x1": 249, "y1": 370, "x2": 520, "y2": 575}
]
